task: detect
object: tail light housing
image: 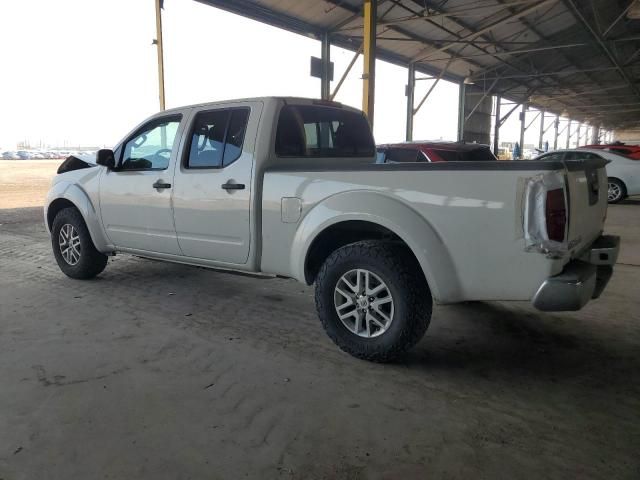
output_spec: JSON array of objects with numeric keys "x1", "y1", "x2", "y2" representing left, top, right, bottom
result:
[{"x1": 545, "y1": 188, "x2": 567, "y2": 242}]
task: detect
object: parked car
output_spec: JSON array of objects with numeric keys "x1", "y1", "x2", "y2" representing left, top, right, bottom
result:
[
  {"x1": 16, "y1": 151, "x2": 33, "y2": 160},
  {"x1": 45, "y1": 97, "x2": 619, "y2": 362},
  {"x1": 581, "y1": 143, "x2": 640, "y2": 160},
  {"x1": 377, "y1": 141, "x2": 497, "y2": 163},
  {"x1": 534, "y1": 149, "x2": 640, "y2": 203},
  {"x1": 1, "y1": 151, "x2": 18, "y2": 159}
]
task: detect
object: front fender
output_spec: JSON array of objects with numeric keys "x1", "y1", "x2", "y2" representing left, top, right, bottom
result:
[
  {"x1": 290, "y1": 191, "x2": 462, "y2": 303},
  {"x1": 45, "y1": 181, "x2": 113, "y2": 253}
]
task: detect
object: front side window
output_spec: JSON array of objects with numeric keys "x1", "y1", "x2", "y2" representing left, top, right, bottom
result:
[
  {"x1": 121, "y1": 116, "x2": 181, "y2": 170},
  {"x1": 275, "y1": 105, "x2": 375, "y2": 157},
  {"x1": 564, "y1": 151, "x2": 602, "y2": 161},
  {"x1": 185, "y1": 108, "x2": 250, "y2": 169}
]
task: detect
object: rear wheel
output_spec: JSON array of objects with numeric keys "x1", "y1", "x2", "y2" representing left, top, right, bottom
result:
[
  {"x1": 607, "y1": 178, "x2": 626, "y2": 204},
  {"x1": 51, "y1": 207, "x2": 108, "y2": 279},
  {"x1": 315, "y1": 240, "x2": 432, "y2": 362}
]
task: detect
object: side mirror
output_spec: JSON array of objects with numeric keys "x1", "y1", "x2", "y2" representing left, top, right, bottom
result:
[{"x1": 96, "y1": 149, "x2": 116, "y2": 169}]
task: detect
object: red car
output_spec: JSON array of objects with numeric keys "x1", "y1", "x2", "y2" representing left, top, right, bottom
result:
[
  {"x1": 376, "y1": 141, "x2": 497, "y2": 163},
  {"x1": 580, "y1": 143, "x2": 640, "y2": 160}
]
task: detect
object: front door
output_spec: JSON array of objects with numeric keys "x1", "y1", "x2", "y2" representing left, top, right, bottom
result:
[
  {"x1": 171, "y1": 103, "x2": 259, "y2": 263},
  {"x1": 99, "y1": 114, "x2": 186, "y2": 255}
]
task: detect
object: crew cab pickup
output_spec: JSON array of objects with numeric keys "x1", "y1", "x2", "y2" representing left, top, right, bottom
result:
[{"x1": 45, "y1": 97, "x2": 620, "y2": 362}]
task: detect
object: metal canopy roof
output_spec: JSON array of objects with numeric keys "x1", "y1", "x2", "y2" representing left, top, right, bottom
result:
[{"x1": 196, "y1": 0, "x2": 640, "y2": 129}]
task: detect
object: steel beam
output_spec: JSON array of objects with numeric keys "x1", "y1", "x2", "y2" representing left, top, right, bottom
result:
[
  {"x1": 518, "y1": 104, "x2": 526, "y2": 158},
  {"x1": 457, "y1": 83, "x2": 466, "y2": 142},
  {"x1": 362, "y1": 0, "x2": 377, "y2": 125},
  {"x1": 406, "y1": 63, "x2": 415, "y2": 141},
  {"x1": 321, "y1": 32, "x2": 331, "y2": 100},
  {"x1": 538, "y1": 110, "x2": 545, "y2": 150},
  {"x1": 154, "y1": 0, "x2": 166, "y2": 111},
  {"x1": 494, "y1": 96, "x2": 501, "y2": 157},
  {"x1": 566, "y1": 120, "x2": 572, "y2": 149},
  {"x1": 576, "y1": 124, "x2": 581, "y2": 147},
  {"x1": 553, "y1": 115, "x2": 559, "y2": 150}
]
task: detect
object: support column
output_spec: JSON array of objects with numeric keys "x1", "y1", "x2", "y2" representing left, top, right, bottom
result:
[
  {"x1": 518, "y1": 104, "x2": 526, "y2": 158},
  {"x1": 321, "y1": 32, "x2": 331, "y2": 100},
  {"x1": 566, "y1": 120, "x2": 572, "y2": 149},
  {"x1": 154, "y1": 0, "x2": 166, "y2": 111},
  {"x1": 457, "y1": 82, "x2": 466, "y2": 141},
  {"x1": 362, "y1": 0, "x2": 377, "y2": 125},
  {"x1": 553, "y1": 115, "x2": 559, "y2": 150},
  {"x1": 576, "y1": 124, "x2": 581, "y2": 148},
  {"x1": 538, "y1": 109, "x2": 545, "y2": 150},
  {"x1": 493, "y1": 96, "x2": 501, "y2": 157},
  {"x1": 405, "y1": 63, "x2": 415, "y2": 141}
]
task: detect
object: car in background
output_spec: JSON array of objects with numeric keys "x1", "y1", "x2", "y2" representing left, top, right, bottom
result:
[
  {"x1": 376, "y1": 141, "x2": 497, "y2": 163},
  {"x1": 581, "y1": 143, "x2": 640, "y2": 160},
  {"x1": 2, "y1": 151, "x2": 18, "y2": 159},
  {"x1": 534, "y1": 149, "x2": 640, "y2": 203}
]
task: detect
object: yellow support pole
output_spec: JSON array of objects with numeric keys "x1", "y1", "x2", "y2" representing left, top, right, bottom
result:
[
  {"x1": 362, "y1": 0, "x2": 376, "y2": 125},
  {"x1": 154, "y1": 0, "x2": 166, "y2": 111}
]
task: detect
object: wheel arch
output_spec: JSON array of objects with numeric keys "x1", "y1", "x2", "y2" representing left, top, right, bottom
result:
[
  {"x1": 45, "y1": 183, "x2": 113, "y2": 252},
  {"x1": 293, "y1": 191, "x2": 462, "y2": 303}
]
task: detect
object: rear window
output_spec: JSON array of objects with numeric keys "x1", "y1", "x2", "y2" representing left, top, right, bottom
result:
[{"x1": 275, "y1": 105, "x2": 375, "y2": 157}]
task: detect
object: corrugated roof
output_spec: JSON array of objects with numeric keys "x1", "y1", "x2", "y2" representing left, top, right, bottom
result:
[{"x1": 196, "y1": 0, "x2": 640, "y2": 129}]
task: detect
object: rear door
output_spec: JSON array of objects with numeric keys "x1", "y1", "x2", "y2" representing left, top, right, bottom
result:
[{"x1": 171, "y1": 102, "x2": 261, "y2": 263}]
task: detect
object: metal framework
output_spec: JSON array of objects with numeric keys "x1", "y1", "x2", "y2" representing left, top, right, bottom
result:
[{"x1": 193, "y1": 0, "x2": 640, "y2": 144}]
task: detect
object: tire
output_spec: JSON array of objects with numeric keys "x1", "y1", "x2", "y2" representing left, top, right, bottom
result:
[
  {"x1": 607, "y1": 178, "x2": 626, "y2": 204},
  {"x1": 314, "y1": 240, "x2": 432, "y2": 362},
  {"x1": 51, "y1": 207, "x2": 108, "y2": 279}
]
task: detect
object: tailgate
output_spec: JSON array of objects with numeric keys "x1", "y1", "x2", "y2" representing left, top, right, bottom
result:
[{"x1": 564, "y1": 158, "x2": 608, "y2": 257}]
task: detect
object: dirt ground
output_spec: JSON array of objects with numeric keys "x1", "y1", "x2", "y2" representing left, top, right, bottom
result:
[
  {"x1": 0, "y1": 161, "x2": 639, "y2": 479},
  {"x1": 0, "y1": 160, "x2": 61, "y2": 209}
]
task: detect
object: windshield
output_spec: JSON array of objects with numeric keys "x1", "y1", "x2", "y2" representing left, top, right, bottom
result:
[{"x1": 275, "y1": 105, "x2": 375, "y2": 158}]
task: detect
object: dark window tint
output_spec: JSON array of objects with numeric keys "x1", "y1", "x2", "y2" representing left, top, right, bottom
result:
[
  {"x1": 275, "y1": 105, "x2": 374, "y2": 157},
  {"x1": 538, "y1": 152, "x2": 564, "y2": 161},
  {"x1": 223, "y1": 109, "x2": 249, "y2": 166},
  {"x1": 565, "y1": 151, "x2": 602, "y2": 160},
  {"x1": 186, "y1": 108, "x2": 249, "y2": 168},
  {"x1": 434, "y1": 147, "x2": 496, "y2": 162},
  {"x1": 120, "y1": 116, "x2": 181, "y2": 170},
  {"x1": 384, "y1": 148, "x2": 423, "y2": 163}
]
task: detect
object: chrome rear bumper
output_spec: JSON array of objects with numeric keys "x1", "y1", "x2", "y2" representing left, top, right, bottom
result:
[{"x1": 532, "y1": 235, "x2": 620, "y2": 312}]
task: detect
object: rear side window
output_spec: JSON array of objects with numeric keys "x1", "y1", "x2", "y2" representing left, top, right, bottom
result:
[
  {"x1": 433, "y1": 147, "x2": 495, "y2": 161},
  {"x1": 564, "y1": 152, "x2": 602, "y2": 160},
  {"x1": 384, "y1": 148, "x2": 424, "y2": 163},
  {"x1": 185, "y1": 108, "x2": 249, "y2": 168},
  {"x1": 538, "y1": 152, "x2": 564, "y2": 161},
  {"x1": 275, "y1": 105, "x2": 374, "y2": 157}
]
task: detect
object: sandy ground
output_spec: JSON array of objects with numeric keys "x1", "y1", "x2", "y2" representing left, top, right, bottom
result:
[
  {"x1": 0, "y1": 162, "x2": 639, "y2": 479},
  {"x1": 0, "y1": 160, "x2": 61, "y2": 209}
]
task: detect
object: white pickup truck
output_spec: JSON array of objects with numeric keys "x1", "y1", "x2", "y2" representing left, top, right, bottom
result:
[{"x1": 45, "y1": 97, "x2": 620, "y2": 362}]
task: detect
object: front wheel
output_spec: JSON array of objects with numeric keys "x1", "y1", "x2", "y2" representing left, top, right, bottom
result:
[
  {"x1": 315, "y1": 241, "x2": 432, "y2": 362},
  {"x1": 607, "y1": 178, "x2": 626, "y2": 204},
  {"x1": 51, "y1": 207, "x2": 108, "y2": 279}
]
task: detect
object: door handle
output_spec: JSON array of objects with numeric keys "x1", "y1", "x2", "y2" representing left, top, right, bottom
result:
[
  {"x1": 221, "y1": 181, "x2": 245, "y2": 191},
  {"x1": 153, "y1": 180, "x2": 172, "y2": 189}
]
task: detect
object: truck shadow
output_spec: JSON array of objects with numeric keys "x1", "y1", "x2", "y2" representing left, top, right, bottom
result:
[{"x1": 404, "y1": 301, "x2": 639, "y2": 390}]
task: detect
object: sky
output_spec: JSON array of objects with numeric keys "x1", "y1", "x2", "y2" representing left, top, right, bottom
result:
[{"x1": 0, "y1": 0, "x2": 587, "y2": 151}]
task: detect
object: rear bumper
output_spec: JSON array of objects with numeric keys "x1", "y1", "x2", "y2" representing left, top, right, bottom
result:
[{"x1": 531, "y1": 235, "x2": 620, "y2": 311}]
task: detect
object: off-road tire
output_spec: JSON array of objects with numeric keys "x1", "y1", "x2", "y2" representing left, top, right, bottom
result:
[
  {"x1": 51, "y1": 207, "x2": 108, "y2": 279},
  {"x1": 315, "y1": 240, "x2": 432, "y2": 362}
]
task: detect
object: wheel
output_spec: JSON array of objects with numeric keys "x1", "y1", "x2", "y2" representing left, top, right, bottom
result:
[
  {"x1": 51, "y1": 207, "x2": 108, "y2": 279},
  {"x1": 314, "y1": 240, "x2": 432, "y2": 362},
  {"x1": 607, "y1": 178, "x2": 626, "y2": 204}
]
